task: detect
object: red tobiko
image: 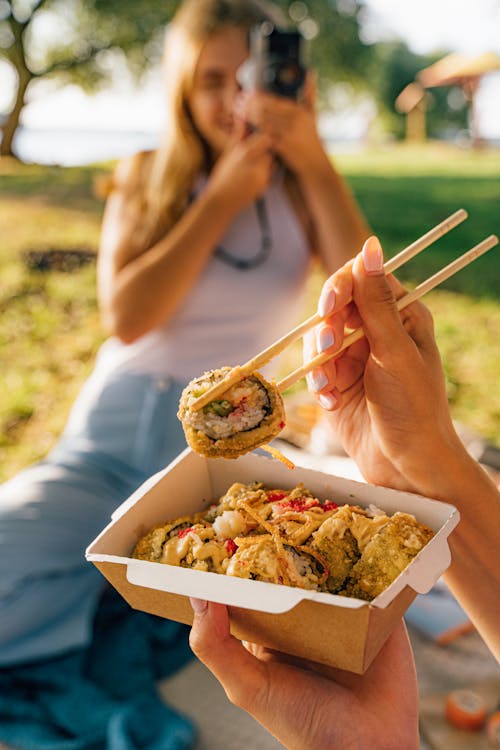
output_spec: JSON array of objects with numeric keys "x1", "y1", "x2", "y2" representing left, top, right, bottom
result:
[
  {"x1": 273, "y1": 497, "x2": 339, "y2": 513},
  {"x1": 276, "y1": 497, "x2": 320, "y2": 513},
  {"x1": 177, "y1": 526, "x2": 196, "y2": 538},
  {"x1": 267, "y1": 491, "x2": 288, "y2": 503},
  {"x1": 224, "y1": 539, "x2": 238, "y2": 556},
  {"x1": 322, "y1": 500, "x2": 339, "y2": 512}
]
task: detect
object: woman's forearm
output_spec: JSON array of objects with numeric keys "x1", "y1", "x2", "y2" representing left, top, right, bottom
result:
[
  {"x1": 296, "y1": 153, "x2": 370, "y2": 272},
  {"x1": 437, "y1": 452, "x2": 500, "y2": 659},
  {"x1": 410, "y1": 445, "x2": 500, "y2": 659},
  {"x1": 102, "y1": 187, "x2": 238, "y2": 343}
]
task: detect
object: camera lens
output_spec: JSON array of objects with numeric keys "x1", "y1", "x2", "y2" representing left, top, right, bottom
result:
[
  {"x1": 277, "y1": 63, "x2": 301, "y2": 87},
  {"x1": 250, "y1": 25, "x2": 305, "y2": 100},
  {"x1": 263, "y1": 60, "x2": 303, "y2": 98}
]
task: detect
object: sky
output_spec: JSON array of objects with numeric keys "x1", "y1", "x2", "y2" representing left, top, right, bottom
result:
[
  {"x1": 364, "y1": 0, "x2": 500, "y2": 55},
  {"x1": 364, "y1": 0, "x2": 500, "y2": 138},
  {"x1": 1, "y1": 0, "x2": 500, "y2": 139}
]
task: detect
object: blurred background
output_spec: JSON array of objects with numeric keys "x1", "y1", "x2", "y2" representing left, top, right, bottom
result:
[{"x1": 1, "y1": 0, "x2": 500, "y2": 480}]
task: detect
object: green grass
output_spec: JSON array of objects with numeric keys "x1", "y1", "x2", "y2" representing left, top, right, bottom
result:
[
  {"x1": 336, "y1": 143, "x2": 500, "y2": 298},
  {"x1": 0, "y1": 158, "x2": 106, "y2": 478},
  {"x1": 1, "y1": 144, "x2": 500, "y2": 482}
]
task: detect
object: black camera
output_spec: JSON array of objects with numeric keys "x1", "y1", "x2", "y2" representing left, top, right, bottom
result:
[{"x1": 240, "y1": 23, "x2": 306, "y2": 101}]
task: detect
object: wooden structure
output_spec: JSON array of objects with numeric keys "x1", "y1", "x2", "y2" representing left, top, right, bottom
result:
[
  {"x1": 395, "y1": 51, "x2": 500, "y2": 145},
  {"x1": 395, "y1": 81, "x2": 427, "y2": 142}
]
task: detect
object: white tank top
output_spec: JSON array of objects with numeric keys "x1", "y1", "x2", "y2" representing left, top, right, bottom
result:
[{"x1": 96, "y1": 170, "x2": 311, "y2": 381}]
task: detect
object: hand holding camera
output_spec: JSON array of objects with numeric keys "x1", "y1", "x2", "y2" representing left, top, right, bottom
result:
[
  {"x1": 237, "y1": 23, "x2": 326, "y2": 177},
  {"x1": 239, "y1": 22, "x2": 307, "y2": 101},
  {"x1": 207, "y1": 124, "x2": 274, "y2": 215}
]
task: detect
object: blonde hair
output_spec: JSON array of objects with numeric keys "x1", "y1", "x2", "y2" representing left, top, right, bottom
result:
[{"x1": 122, "y1": 0, "x2": 284, "y2": 248}]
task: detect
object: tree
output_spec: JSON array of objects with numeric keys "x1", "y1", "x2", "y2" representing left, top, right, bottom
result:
[
  {"x1": 0, "y1": 0, "x2": 179, "y2": 157},
  {"x1": 274, "y1": 0, "x2": 372, "y2": 90},
  {"x1": 1, "y1": 0, "x2": 370, "y2": 158}
]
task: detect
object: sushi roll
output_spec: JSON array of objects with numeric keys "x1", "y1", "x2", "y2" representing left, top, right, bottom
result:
[
  {"x1": 131, "y1": 512, "x2": 206, "y2": 562},
  {"x1": 312, "y1": 517, "x2": 360, "y2": 594},
  {"x1": 131, "y1": 482, "x2": 436, "y2": 600},
  {"x1": 177, "y1": 367, "x2": 286, "y2": 459},
  {"x1": 342, "y1": 511, "x2": 435, "y2": 601},
  {"x1": 225, "y1": 535, "x2": 323, "y2": 591},
  {"x1": 311, "y1": 505, "x2": 390, "y2": 593}
]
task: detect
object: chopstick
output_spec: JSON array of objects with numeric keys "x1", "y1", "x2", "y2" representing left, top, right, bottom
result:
[
  {"x1": 191, "y1": 209, "x2": 468, "y2": 411},
  {"x1": 277, "y1": 234, "x2": 499, "y2": 393}
]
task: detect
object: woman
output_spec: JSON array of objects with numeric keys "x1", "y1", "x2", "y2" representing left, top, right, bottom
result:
[{"x1": 0, "y1": 0, "x2": 368, "y2": 747}]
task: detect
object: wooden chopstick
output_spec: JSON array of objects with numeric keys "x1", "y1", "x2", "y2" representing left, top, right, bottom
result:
[
  {"x1": 232, "y1": 208, "x2": 468, "y2": 372},
  {"x1": 277, "y1": 234, "x2": 499, "y2": 393},
  {"x1": 190, "y1": 209, "x2": 468, "y2": 411}
]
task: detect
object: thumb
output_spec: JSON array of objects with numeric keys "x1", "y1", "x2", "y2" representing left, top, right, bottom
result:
[
  {"x1": 352, "y1": 236, "x2": 409, "y2": 358},
  {"x1": 189, "y1": 599, "x2": 266, "y2": 708}
]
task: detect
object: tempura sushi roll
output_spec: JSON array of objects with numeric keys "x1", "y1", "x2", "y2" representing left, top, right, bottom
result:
[
  {"x1": 177, "y1": 367, "x2": 285, "y2": 459},
  {"x1": 311, "y1": 510, "x2": 361, "y2": 593},
  {"x1": 311, "y1": 505, "x2": 391, "y2": 593},
  {"x1": 131, "y1": 511, "x2": 207, "y2": 562},
  {"x1": 226, "y1": 535, "x2": 323, "y2": 591},
  {"x1": 131, "y1": 482, "x2": 436, "y2": 600},
  {"x1": 342, "y1": 511, "x2": 435, "y2": 601}
]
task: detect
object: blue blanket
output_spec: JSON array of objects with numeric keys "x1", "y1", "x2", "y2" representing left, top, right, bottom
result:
[{"x1": 0, "y1": 587, "x2": 196, "y2": 750}]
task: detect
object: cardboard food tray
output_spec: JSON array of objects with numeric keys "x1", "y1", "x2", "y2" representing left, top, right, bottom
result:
[{"x1": 86, "y1": 449, "x2": 460, "y2": 674}]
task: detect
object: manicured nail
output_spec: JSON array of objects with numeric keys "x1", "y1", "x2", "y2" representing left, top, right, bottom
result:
[
  {"x1": 318, "y1": 285, "x2": 335, "y2": 317},
  {"x1": 319, "y1": 393, "x2": 338, "y2": 410},
  {"x1": 190, "y1": 597, "x2": 208, "y2": 614},
  {"x1": 316, "y1": 326, "x2": 335, "y2": 353},
  {"x1": 308, "y1": 368, "x2": 328, "y2": 392},
  {"x1": 362, "y1": 235, "x2": 383, "y2": 275}
]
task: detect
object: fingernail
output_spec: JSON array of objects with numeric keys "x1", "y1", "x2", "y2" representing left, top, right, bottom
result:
[
  {"x1": 308, "y1": 368, "x2": 328, "y2": 392},
  {"x1": 362, "y1": 236, "x2": 383, "y2": 275},
  {"x1": 319, "y1": 393, "x2": 338, "y2": 410},
  {"x1": 318, "y1": 285, "x2": 335, "y2": 317},
  {"x1": 190, "y1": 597, "x2": 208, "y2": 615},
  {"x1": 316, "y1": 326, "x2": 334, "y2": 353}
]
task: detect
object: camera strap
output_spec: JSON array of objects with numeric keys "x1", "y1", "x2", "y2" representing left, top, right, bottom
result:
[{"x1": 214, "y1": 197, "x2": 272, "y2": 271}]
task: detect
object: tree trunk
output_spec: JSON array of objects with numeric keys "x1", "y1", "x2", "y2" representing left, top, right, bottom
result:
[
  {"x1": 1, "y1": 14, "x2": 33, "y2": 159},
  {"x1": 0, "y1": 71, "x2": 31, "y2": 158}
]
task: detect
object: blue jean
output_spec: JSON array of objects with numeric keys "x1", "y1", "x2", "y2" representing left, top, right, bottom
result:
[{"x1": 0, "y1": 367, "x2": 187, "y2": 666}]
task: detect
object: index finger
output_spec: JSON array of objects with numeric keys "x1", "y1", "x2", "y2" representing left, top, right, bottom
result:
[
  {"x1": 243, "y1": 130, "x2": 274, "y2": 152},
  {"x1": 318, "y1": 258, "x2": 355, "y2": 318}
]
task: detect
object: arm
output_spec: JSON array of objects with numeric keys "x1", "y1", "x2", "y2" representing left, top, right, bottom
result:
[
  {"x1": 295, "y1": 151, "x2": 370, "y2": 273},
  {"x1": 98, "y1": 131, "x2": 274, "y2": 343},
  {"x1": 189, "y1": 600, "x2": 419, "y2": 750},
  {"x1": 242, "y1": 77, "x2": 370, "y2": 272},
  {"x1": 420, "y1": 448, "x2": 500, "y2": 657},
  {"x1": 304, "y1": 238, "x2": 500, "y2": 659}
]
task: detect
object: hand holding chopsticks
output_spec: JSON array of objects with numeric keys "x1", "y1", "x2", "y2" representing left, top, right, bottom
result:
[
  {"x1": 278, "y1": 233, "x2": 498, "y2": 392},
  {"x1": 191, "y1": 209, "x2": 497, "y2": 409}
]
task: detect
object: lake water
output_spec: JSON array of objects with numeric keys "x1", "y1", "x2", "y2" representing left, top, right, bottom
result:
[
  {"x1": 11, "y1": 125, "x2": 497, "y2": 166},
  {"x1": 12, "y1": 126, "x2": 363, "y2": 166},
  {"x1": 13, "y1": 127, "x2": 161, "y2": 166}
]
